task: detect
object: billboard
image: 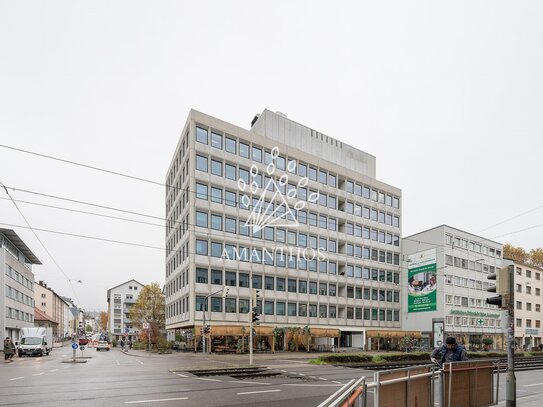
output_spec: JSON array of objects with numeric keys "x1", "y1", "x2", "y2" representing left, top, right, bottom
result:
[{"x1": 407, "y1": 248, "x2": 437, "y2": 312}]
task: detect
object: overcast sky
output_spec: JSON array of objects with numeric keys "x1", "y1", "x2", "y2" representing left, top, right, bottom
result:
[{"x1": 1, "y1": 1, "x2": 542, "y2": 311}]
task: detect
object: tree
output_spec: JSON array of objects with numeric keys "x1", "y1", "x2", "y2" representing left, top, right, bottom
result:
[
  {"x1": 128, "y1": 283, "x2": 165, "y2": 344},
  {"x1": 503, "y1": 244, "x2": 528, "y2": 263},
  {"x1": 99, "y1": 311, "x2": 108, "y2": 331},
  {"x1": 85, "y1": 324, "x2": 93, "y2": 332},
  {"x1": 529, "y1": 248, "x2": 543, "y2": 268}
]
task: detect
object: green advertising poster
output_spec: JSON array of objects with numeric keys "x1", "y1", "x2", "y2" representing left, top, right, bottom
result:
[{"x1": 407, "y1": 248, "x2": 437, "y2": 313}]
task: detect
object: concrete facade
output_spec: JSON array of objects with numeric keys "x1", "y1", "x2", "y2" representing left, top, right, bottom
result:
[
  {"x1": 0, "y1": 229, "x2": 40, "y2": 341},
  {"x1": 402, "y1": 225, "x2": 507, "y2": 351},
  {"x1": 164, "y1": 109, "x2": 403, "y2": 350},
  {"x1": 106, "y1": 279, "x2": 144, "y2": 341},
  {"x1": 34, "y1": 281, "x2": 69, "y2": 339}
]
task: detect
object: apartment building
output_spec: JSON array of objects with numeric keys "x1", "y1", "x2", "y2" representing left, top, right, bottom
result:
[
  {"x1": 106, "y1": 279, "x2": 143, "y2": 341},
  {"x1": 1, "y1": 229, "x2": 40, "y2": 341},
  {"x1": 509, "y1": 260, "x2": 543, "y2": 349},
  {"x1": 402, "y1": 225, "x2": 506, "y2": 350},
  {"x1": 164, "y1": 109, "x2": 404, "y2": 350},
  {"x1": 34, "y1": 280, "x2": 69, "y2": 339}
]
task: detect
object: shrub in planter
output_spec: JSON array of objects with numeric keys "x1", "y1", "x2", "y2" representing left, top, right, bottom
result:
[{"x1": 319, "y1": 354, "x2": 373, "y2": 364}]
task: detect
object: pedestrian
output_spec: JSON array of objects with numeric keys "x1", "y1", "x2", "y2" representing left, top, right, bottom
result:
[
  {"x1": 8, "y1": 339, "x2": 15, "y2": 360},
  {"x1": 431, "y1": 337, "x2": 468, "y2": 368},
  {"x1": 539, "y1": 343, "x2": 543, "y2": 352},
  {"x1": 4, "y1": 337, "x2": 14, "y2": 362},
  {"x1": 120, "y1": 339, "x2": 125, "y2": 351},
  {"x1": 128, "y1": 340, "x2": 132, "y2": 350}
]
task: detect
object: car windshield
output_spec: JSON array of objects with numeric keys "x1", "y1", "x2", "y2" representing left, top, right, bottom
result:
[{"x1": 21, "y1": 337, "x2": 42, "y2": 345}]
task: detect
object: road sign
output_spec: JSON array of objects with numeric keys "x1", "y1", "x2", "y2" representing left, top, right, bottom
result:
[
  {"x1": 80, "y1": 346, "x2": 85, "y2": 351},
  {"x1": 72, "y1": 343, "x2": 78, "y2": 350}
]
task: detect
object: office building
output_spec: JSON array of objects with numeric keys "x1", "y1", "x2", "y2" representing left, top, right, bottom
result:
[
  {"x1": 402, "y1": 225, "x2": 506, "y2": 350},
  {"x1": 1, "y1": 229, "x2": 40, "y2": 341},
  {"x1": 164, "y1": 109, "x2": 405, "y2": 350}
]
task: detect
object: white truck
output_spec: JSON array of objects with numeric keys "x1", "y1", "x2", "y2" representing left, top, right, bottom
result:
[{"x1": 18, "y1": 327, "x2": 53, "y2": 357}]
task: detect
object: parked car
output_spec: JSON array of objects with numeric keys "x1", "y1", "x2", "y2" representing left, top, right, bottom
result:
[
  {"x1": 78, "y1": 338, "x2": 89, "y2": 346},
  {"x1": 96, "y1": 341, "x2": 110, "y2": 351}
]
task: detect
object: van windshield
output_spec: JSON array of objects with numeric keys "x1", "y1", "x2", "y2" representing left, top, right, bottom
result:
[{"x1": 21, "y1": 337, "x2": 42, "y2": 345}]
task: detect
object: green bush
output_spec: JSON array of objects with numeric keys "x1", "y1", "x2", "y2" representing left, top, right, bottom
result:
[
  {"x1": 482, "y1": 338, "x2": 493, "y2": 346},
  {"x1": 377, "y1": 352, "x2": 430, "y2": 362},
  {"x1": 112, "y1": 339, "x2": 117, "y2": 348},
  {"x1": 318, "y1": 353, "x2": 373, "y2": 363},
  {"x1": 132, "y1": 341, "x2": 146, "y2": 350}
]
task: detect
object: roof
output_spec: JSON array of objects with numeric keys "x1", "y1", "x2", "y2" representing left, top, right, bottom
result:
[
  {"x1": 403, "y1": 224, "x2": 503, "y2": 246},
  {"x1": 107, "y1": 279, "x2": 144, "y2": 300},
  {"x1": 34, "y1": 307, "x2": 56, "y2": 323},
  {"x1": 0, "y1": 228, "x2": 41, "y2": 264}
]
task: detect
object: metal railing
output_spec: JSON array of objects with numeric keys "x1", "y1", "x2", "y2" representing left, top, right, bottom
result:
[{"x1": 318, "y1": 377, "x2": 366, "y2": 407}]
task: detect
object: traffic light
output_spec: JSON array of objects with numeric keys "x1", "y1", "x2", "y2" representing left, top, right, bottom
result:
[
  {"x1": 204, "y1": 324, "x2": 210, "y2": 334},
  {"x1": 222, "y1": 286, "x2": 230, "y2": 298},
  {"x1": 486, "y1": 265, "x2": 512, "y2": 309},
  {"x1": 252, "y1": 288, "x2": 261, "y2": 307},
  {"x1": 251, "y1": 308, "x2": 260, "y2": 324}
]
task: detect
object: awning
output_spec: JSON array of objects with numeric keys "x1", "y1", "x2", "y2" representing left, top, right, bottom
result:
[
  {"x1": 366, "y1": 330, "x2": 422, "y2": 339},
  {"x1": 311, "y1": 328, "x2": 341, "y2": 338}
]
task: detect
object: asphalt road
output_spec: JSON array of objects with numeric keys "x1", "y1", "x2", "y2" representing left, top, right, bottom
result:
[{"x1": 1, "y1": 347, "x2": 542, "y2": 406}]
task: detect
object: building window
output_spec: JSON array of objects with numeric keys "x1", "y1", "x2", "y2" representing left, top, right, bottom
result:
[
  {"x1": 211, "y1": 297, "x2": 222, "y2": 312},
  {"x1": 196, "y1": 127, "x2": 208, "y2": 144},
  {"x1": 196, "y1": 155, "x2": 208, "y2": 172},
  {"x1": 211, "y1": 132, "x2": 222, "y2": 149},
  {"x1": 225, "y1": 137, "x2": 236, "y2": 154},
  {"x1": 239, "y1": 142, "x2": 249, "y2": 158},
  {"x1": 195, "y1": 240, "x2": 208, "y2": 255},
  {"x1": 196, "y1": 183, "x2": 208, "y2": 200}
]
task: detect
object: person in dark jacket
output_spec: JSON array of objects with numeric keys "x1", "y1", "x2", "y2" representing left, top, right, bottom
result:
[{"x1": 431, "y1": 337, "x2": 468, "y2": 367}]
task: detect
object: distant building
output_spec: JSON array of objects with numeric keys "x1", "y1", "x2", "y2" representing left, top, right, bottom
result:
[
  {"x1": 0, "y1": 228, "x2": 41, "y2": 341},
  {"x1": 34, "y1": 280, "x2": 69, "y2": 339},
  {"x1": 60, "y1": 296, "x2": 81, "y2": 337},
  {"x1": 164, "y1": 109, "x2": 404, "y2": 351},
  {"x1": 506, "y1": 260, "x2": 543, "y2": 350},
  {"x1": 106, "y1": 279, "x2": 144, "y2": 341},
  {"x1": 402, "y1": 225, "x2": 506, "y2": 351}
]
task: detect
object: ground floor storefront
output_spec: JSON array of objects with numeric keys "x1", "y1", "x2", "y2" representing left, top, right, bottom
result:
[{"x1": 445, "y1": 332, "x2": 506, "y2": 351}]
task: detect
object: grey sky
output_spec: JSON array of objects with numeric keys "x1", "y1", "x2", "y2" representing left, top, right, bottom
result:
[{"x1": 1, "y1": 1, "x2": 542, "y2": 311}]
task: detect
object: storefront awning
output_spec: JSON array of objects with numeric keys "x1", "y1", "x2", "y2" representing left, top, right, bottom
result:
[
  {"x1": 366, "y1": 330, "x2": 422, "y2": 339},
  {"x1": 311, "y1": 328, "x2": 341, "y2": 338}
]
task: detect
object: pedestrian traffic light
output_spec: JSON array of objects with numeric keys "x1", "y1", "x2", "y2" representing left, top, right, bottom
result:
[
  {"x1": 222, "y1": 286, "x2": 230, "y2": 298},
  {"x1": 204, "y1": 324, "x2": 210, "y2": 334},
  {"x1": 486, "y1": 265, "x2": 512, "y2": 309}
]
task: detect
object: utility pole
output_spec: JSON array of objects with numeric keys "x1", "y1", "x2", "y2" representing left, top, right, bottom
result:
[{"x1": 505, "y1": 263, "x2": 516, "y2": 407}]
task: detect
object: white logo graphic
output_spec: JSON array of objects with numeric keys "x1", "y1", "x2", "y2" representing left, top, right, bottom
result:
[{"x1": 238, "y1": 147, "x2": 318, "y2": 233}]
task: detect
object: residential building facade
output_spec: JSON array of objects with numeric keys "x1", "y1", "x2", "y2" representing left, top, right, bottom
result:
[
  {"x1": 510, "y1": 260, "x2": 543, "y2": 350},
  {"x1": 34, "y1": 280, "x2": 68, "y2": 339},
  {"x1": 164, "y1": 109, "x2": 404, "y2": 350},
  {"x1": 1, "y1": 229, "x2": 40, "y2": 341},
  {"x1": 402, "y1": 225, "x2": 506, "y2": 351},
  {"x1": 106, "y1": 279, "x2": 143, "y2": 341}
]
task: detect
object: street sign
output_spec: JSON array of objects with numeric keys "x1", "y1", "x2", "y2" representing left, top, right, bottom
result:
[
  {"x1": 477, "y1": 318, "x2": 485, "y2": 326},
  {"x1": 142, "y1": 323, "x2": 150, "y2": 329},
  {"x1": 80, "y1": 346, "x2": 85, "y2": 351},
  {"x1": 72, "y1": 343, "x2": 79, "y2": 350}
]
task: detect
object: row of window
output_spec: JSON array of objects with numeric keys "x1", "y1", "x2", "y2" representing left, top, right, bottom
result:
[
  {"x1": 5, "y1": 285, "x2": 34, "y2": 307},
  {"x1": 515, "y1": 301, "x2": 541, "y2": 312},
  {"x1": 195, "y1": 295, "x2": 400, "y2": 321},
  {"x1": 445, "y1": 295, "x2": 495, "y2": 309},
  {"x1": 445, "y1": 316, "x2": 501, "y2": 328},
  {"x1": 194, "y1": 159, "x2": 400, "y2": 228},
  {"x1": 445, "y1": 255, "x2": 497, "y2": 273},
  {"x1": 5, "y1": 264, "x2": 33, "y2": 291},
  {"x1": 516, "y1": 318, "x2": 541, "y2": 328},
  {"x1": 445, "y1": 234, "x2": 502, "y2": 258},
  {"x1": 5, "y1": 306, "x2": 34, "y2": 322},
  {"x1": 195, "y1": 125, "x2": 400, "y2": 209},
  {"x1": 515, "y1": 284, "x2": 540, "y2": 296},
  {"x1": 1, "y1": 235, "x2": 33, "y2": 270},
  {"x1": 515, "y1": 266, "x2": 541, "y2": 280}
]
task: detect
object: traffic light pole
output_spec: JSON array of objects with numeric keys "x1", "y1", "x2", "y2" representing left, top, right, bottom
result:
[
  {"x1": 506, "y1": 264, "x2": 516, "y2": 407},
  {"x1": 249, "y1": 290, "x2": 254, "y2": 366},
  {"x1": 202, "y1": 288, "x2": 225, "y2": 354}
]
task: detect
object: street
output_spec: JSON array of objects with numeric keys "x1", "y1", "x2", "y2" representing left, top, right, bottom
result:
[{"x1": 1, "y1": 347, "x2": 543, "y2": 406}]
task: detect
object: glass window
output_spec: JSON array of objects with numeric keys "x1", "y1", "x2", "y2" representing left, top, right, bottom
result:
[
  {"x1": 225, "y1": 190, "x2": 236, "y2": 207},
  {"x1": 319, "y1": 170, "x2": 327, "y2": 184},
  {"x1": 196, "y1": 240, "x2": 207, "y2": 255},
  {"x1": 225, "y1": 271, "x2": 236, "y2": 286},
  {"x1": 288, "y1": 303, "x2": 297, "y2": 316},
  {"x1": 346, "y1": 180, "x2": 354, "y2": 193},
  {"x1": 328, "y1": 174, "x2": 336, "y2": 187},
  {"x1": 210, "y1": 242, "x2": 222, "y2": 257},
  {"x1": 288, "y1": 279, "x2": 297, "y2": 293},
  {"x1": 264, "y1": 301, "x2": 274, "y2": 315},
  {"x1": 299, "y1": 304, "x2": 307, "y2": 317},
  {"x1": 225, "y1": 217, "x2": 236, "y2": 233},
  {"x1": 239, "y1": 298, "x2": 249, "y2": 313},
  {"x1": 196, "y1": 183, "x2": 208, "y2": 200},
  {"x1": 239, "y1": 142, "x2": 249, "y2": 158},
  {"x1": 196, "y1": 268, "x2": 208, "y2": 283},
  {"x1": 277, "y1": 156, "x2": 285, "y2": 170},
  {"x1": 211, "y1": 269, "x2": 222, "y2": 285},
  {"x1": 239, "y1": 273, "x2": 249, "y2": 288},
  {"x1": 239, "y1": 168, "x2": 249, "y2": 184},
  {"x1": 276, "y1": 302, "x2": 285, "y2": 316},
  {"x1": 196, "y1": 211, "x2": 208, "y2": 227},
  {"x1": 211, "y1": 214, "x2": 222, "y2": 231},
  {"x1": 211, "y1": 160, "x2": 222, "y2": 176},
  {"x1": 329, "y1": 306, "x2": 336, "y2": 318},
  {"x1": 225, "y1": 298, "x2": 236, "y2": 313},
  {"x1": 196, "y1": 127, "x2": 208, "y2": 144},
  {"x1": 196, "y1": 296, "x2": 207, "y2": 311},
  {"x1": 211, "y1": 187, "x2": 222, "y2": 204},
  {"x1": 309, "y1": 167, "x2": 317, "y2": 181},
  {"x1": 298, "y1": 163, "x2": 307, "y2": 177},
  {"x1": 252, "y1": 146, "x2": 262, "y2": 162},
  {"x1": 276, "y1": 278, "x2": 285, "y2": 291},
  {"x1": 196, "y1": 155, "x2": 208, "y2": 172},
  {"x1": 265, "y1": 276, "x2": 274, "y2": 290},
  {"x1": 211, "y1": 297, "x2": 222, "y2": 312},
  {"x1": 225, "y1": 163, "x2": 236, "y2": 180},
  {"x1": 211, "y1": 132, "x2": 222, "y2": 149},
  {"x1": 225, "y1": 137, "x2": 236, "y2": 154}
]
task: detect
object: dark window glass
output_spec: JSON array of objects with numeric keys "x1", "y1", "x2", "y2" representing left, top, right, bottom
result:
[{"x1": 211, "y1": 270, "x2": 222, "y2": 285}]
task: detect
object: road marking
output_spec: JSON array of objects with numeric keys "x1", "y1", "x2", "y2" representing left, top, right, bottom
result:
[
  {"x1": 32, "y1": 373, "x2": 44, "y2": 376},
  {"x1": 298, "y1": 373, "x2": 305, "y2": 376},
  {"x1": 228, "y1": 380, "x2": 271, "y2": 385},
  {"x1": 237, "y1": 389, "x2": 281, "y2": 395},
  {"x1": 10, "y1": 377, "x2": 24, "y2": 381},
  {"x1": 318, "y1": 378, "x2": 328, "y2": 381},
  {"x1": 136, "y1": 360, "x2": 144, "y2": 365},
  {"x1": 524, "y1": 382, "x2": 543, "y2": 387},
  {"x1": 115, "y1": 360, "x2": 120, "y2": 365},
  {"x1": 125, "y1": 397, "x2": 188, "y2": 404},
  {"x1": 194, "y1": 377, "x2": 221, "y2": 382},
  {"x1": 280, "y1": 369, "x2": 286, "y2": 372},
  {"x1": 332, "y1": 381, "x2": 344, "y2": 384},
  {"x1": 176, "y1": 374, "x2": 188, "y2": 378},
  {"x1": 49, "y1": 369, "x2": 58, "y2": 372}
]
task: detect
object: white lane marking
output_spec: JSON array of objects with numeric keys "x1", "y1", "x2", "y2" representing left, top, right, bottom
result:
[
  {"x1": 10, "y1": 377, "x2": 24, "y2": 381},
  {"x1": 237, "y1": 389, "x2": 281, "y2": 395},
  {"x1": 298, "y1": 373, "x2": 305, "y2": 376},
  {"x1": 49, "y1": 369, "x2": 58, "y2": 372},
  {"x1": 194, "y1": 377, "x2": 221, "y2": 382},
  {"x1": 524, "y1": 382, "x2": 543, "y2": 387},
  {"x1": 332, "y1": 381, "x2": 343, "y2": 384},
  {"x1": 280, "y1": 369, "x2": 286, "y2": 372},
  {"x1": 227, "y1": 380, "x2": 271, "y2": 385},
  {"x1": 176, "y1": 373, "x2": 188, "y2": 378},
  {"x1": 136, "y1": 360, "x2": 144, "y2": 365},
  {"x1": 125, "y1": 397, "x2": 188, "y2": 404},
  {"x1": 115, "y1": 360, "x2": 120, "y2": 365},
  {"x1": 318, "y1": 377, "x2": 328, "y2": 381},
  {"x1": 32, "y1": 373, "x2": 44, "y2": 376}
]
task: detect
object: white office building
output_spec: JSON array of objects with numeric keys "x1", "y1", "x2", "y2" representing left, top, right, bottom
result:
[
  {"x1": 402, "y1": 225, "x2": 507, "y2": 350},
  {"x1": 164, "y1": 109, "x2": 406, "y2": 351}
]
